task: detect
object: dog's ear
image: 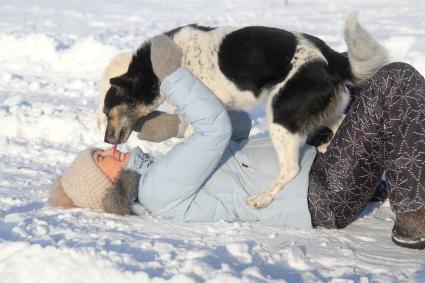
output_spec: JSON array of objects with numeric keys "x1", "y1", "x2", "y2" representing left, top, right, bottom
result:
[{"x1": 110, "y1": 75, "x2": 133, "y2": 90}]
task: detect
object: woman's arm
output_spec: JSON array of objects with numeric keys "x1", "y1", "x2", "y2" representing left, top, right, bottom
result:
[
  {"x1": 133, "y1": 109, "x2": 252, "y2": 142},
  {"x1": 183, "y1": 110, "x2": 251, "y2": 141},
  {"x1": 137, "y1": 67, "x2": 232, "y2": 218}
]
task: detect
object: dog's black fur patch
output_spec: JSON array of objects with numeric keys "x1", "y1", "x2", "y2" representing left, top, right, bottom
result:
[
  {"x1": 302, "y1": 33, "x2": 353, "y2": 81},
  {"x1": 127, "y1": 42, "x2": 161, "y2": 106},
  {"x1": 306, "y1": 126, "x2": 333, "y2": 147},
  {"x1": 104, "y1": 41, "x2": 160, "y2": 115},
  {"x1": 272, "y1": 60, "x2": 342, "y2": 134},
  {"x1": 218, "y1": 26, "x2": 297, "y2": 97}
]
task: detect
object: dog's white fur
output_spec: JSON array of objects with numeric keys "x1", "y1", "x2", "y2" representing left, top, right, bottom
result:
[
  {"x1": 98, "y1": 12, "x2": 388, "y2": 209},
  {"x1": 173, "y1": 27, "x2": 270, "y2": 110}
]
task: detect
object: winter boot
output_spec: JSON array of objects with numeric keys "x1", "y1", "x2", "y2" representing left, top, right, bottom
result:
[{"x1": 392, "y1": 208, "x2": 425, "y2": 249}]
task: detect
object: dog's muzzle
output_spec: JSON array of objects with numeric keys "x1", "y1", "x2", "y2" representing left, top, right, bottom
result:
[{"x1": 104, "y1": 123, "x2": 131, "y2": 144}]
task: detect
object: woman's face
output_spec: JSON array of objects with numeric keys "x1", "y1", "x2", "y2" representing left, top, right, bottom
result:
[{"x1": 93, "y1": 147, "x2": 131, "y2": 182}]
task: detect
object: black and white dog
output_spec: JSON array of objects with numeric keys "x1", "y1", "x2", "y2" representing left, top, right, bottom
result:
[{"x1": 102, "y1": 12, "x2": 388, "y2": 209}]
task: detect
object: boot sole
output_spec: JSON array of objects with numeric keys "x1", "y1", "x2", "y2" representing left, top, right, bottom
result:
[{"x1": 392, "y1": 235, "x2": 425, "y2": 250}]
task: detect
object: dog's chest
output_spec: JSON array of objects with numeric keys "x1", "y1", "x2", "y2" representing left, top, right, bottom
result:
[{"x1": 173, "y1": 27, "x2": 262, "y2": 110}]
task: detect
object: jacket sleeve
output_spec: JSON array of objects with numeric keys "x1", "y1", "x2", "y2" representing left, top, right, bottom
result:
[
  {"x1": 177, "y1": 110, "x2": 251, "y2": 141},
  {"x1": 137, "y1": 67, "x2": 232, "y2": 218}
]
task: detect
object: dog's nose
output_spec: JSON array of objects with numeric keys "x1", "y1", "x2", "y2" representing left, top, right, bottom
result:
[
  {"x1": 104, "y1": 129, "x2": 117, "y2": 144},
  {"x1": 104, "y1": 128, "x2": 127, "y2": 144},
  {"x1": 104, "y1": 134, "x2": 113, "y2": 144}
]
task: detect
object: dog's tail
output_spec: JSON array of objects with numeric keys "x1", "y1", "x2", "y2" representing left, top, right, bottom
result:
[{"x1": 344, "y1": 11, "x2": 389, "y2": 82}]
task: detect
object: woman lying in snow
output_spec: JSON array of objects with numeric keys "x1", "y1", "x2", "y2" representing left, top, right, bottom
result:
[{"x1": 49, "y1": 38, "x2": 425, "y2": 250}]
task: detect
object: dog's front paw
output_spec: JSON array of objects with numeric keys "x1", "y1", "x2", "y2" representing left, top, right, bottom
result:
[{"x1": 246, "y1": 192, "x2": 274, "y2": 209}]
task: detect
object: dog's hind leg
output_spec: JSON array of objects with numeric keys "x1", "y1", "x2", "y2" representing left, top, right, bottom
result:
[
  {"x1": 317, "y1": 85, "x2": 350, "y2": 153},
  {"x1": 317, "y1": 113, "x2": 346, "y2": 153},
  {"x1": 246, "y1": 123, "x2": 304, "y2": 209}
]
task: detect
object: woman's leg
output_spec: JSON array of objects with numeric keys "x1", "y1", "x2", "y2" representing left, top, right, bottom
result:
[{"x1": 308, "y1": 62, "x2": 425, "y2": 230}]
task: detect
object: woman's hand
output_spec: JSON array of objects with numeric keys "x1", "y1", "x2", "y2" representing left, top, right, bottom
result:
[{"x1": 150, "y1": 35, "x2": 183, "y2": 81}]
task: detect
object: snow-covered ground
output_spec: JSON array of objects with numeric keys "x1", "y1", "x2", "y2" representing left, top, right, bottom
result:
[{"x1": 0, "y1": 0, "x2": 424, "y2": 282}]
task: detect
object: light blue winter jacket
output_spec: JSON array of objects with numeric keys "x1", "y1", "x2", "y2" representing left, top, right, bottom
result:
[{"x1": 126, "y1": 67, "x2": 315, "y2": 229}]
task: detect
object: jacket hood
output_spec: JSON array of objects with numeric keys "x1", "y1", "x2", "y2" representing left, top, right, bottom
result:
[{"x1": 102, "y1": 169, "x2": 141, "y2": 215}]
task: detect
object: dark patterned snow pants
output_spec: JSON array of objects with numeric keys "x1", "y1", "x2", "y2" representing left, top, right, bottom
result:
[{"x1": 308, "y1": 62, "x2": 425, "y2": 229}]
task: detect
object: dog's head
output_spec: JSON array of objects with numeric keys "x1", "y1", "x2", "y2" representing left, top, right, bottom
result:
[
  {"x1": 103, "y1": 43, "x2": 161, "y2": 144},
  {"x1": 103, "y1": 73, "x2": 150, "y2": 144}
]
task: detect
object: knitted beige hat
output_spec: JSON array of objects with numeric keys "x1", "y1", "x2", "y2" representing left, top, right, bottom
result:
[{"x1": 61, "y1": 148, "x2": 113, "y2": 209}]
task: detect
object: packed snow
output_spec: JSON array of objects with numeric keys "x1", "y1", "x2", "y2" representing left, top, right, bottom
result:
[{"x1": 0, "y1": 0, "x2": 424, "y2": 282}]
